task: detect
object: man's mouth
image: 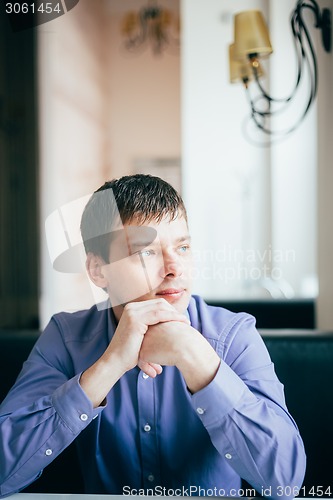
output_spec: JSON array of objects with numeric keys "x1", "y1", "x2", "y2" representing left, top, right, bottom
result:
[{"x1": 156, "y1": 288, "x2": 185, "y2": 300}]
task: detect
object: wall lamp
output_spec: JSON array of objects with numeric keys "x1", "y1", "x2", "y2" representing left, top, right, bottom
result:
[{"x1": 229, "y1": 0, "x2": 331, "y2": 137}]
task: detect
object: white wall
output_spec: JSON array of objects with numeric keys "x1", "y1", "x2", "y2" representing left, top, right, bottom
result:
[
  {"x1": 182, "y1": 0, "x2": 271, "y2": 300},
  {"x1": 269, "y1": 0, "x2": 317, "y2": 298},
  {"x1": 181, "y1": 0, "x2": 318, "y2": 301}
]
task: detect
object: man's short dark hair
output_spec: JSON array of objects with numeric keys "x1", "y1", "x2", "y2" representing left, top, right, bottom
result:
[{"x1": 80, "y1": 174, "x2": 187, "y2": 262}]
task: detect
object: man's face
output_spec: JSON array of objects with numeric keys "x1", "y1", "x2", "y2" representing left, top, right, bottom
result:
[{"x1": 101, "y1": 215, "x2": 192, "y2": 320}]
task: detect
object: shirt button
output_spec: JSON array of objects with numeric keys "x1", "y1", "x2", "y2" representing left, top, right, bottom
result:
[
  {"x1": 45, "y1": 449, "x2": 53, "y2": 456},
  {"x1": 147, "y1": 474, "x2": 155, "y2": 482},
  {"x1": 196, "y1": 407, "x2": 205, "y2": 415},
  {"x1": 144, "y1": 424, "x2": 151, "y2": 432},
  {"x1": 225, "y1": 453, "x2": 232, "y2": 460},
  {"x1": 142, "y1": 373, "x2": 149, "y2": 379},
  {"x1": 80, "y1": 413, "x2": 88, "y2": 421}
]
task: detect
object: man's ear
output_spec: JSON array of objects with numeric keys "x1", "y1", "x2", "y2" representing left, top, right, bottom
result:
[{"x1": 86, "y1": 252, "x2": 109, "y2": 289}]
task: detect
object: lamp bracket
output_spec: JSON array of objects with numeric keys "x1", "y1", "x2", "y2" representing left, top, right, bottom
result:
[
  {"x1": 230, "y1": 0, "x2": 332, "y2": 139},
  {"x1": 320, "y1": 8, "x2": 331, "y2": 52}
]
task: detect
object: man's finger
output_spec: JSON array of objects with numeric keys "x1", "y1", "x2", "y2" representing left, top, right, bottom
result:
[{"x1": 137, "y1": 360, "x2": 162, "y2": 377}]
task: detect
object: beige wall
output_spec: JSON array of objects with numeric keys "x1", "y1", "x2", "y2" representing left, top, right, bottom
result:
[
  {"x1": 105, "y1": 10, "x2": 181, "y2": 178},
  {"x1": 39, "y1": 0, "x2": 181, "y2": 326},
  {"x1": 39, "y1": 0, "x2": 109, "y2": 326}
]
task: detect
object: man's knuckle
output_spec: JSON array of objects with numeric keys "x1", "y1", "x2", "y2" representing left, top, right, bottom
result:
[{"x1": 153, "y1": 309, "x2": 162, "y2": 320}]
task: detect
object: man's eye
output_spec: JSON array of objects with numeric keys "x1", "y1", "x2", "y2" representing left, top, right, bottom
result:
[
  {"x1": 139, "y1": 249, "x2": 154, "y2": 257},
  {"x1": 179, "y1": 245, "x2": 190, "y2": 253}
]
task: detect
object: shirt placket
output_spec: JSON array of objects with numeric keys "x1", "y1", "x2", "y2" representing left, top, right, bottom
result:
[{"x1": 137, "y1": 370, "x2": 160, "y2": 490}]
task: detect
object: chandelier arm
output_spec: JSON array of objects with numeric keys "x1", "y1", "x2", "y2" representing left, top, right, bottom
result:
[
  {"x1": 296, "y1": 0, "x2": 321, "y2": 26},
  {"x1": 247, "y1": 35, "x2": 317, "y2": 136},
  {"x1": 139, "y1": 7, "x2": 151, "y2": 39},
  {"x1": 245, "y1": 85, "x2": 263, "y2": 118},
  {"x1": 250, "y1": 10, "x2": 308, "y2": 107},
  {"x1": 249, "y1": 0, "x2": 322, "y2": 112},
  {"x1": 250, "y1": 108, "x2": 273, "y2": 135},
  {"x1": 244, "y1": 86, "x2": 275, "y2": 134},
  {"x1": 249, "y1": 0, "x2": 320, "y2": 135},
  {"x1": 297, "y1": 4, "x2": 319, "y2": 98},
  {"x1": 244, "y1": 84, "x2": 264, "y2": 122},
  {"x1": 253, "y1": 46, "x2": 304, "y2": 107},
  {"x1": 250, "y1": 62, "x2": 316, "y2": 135},
  {"x1": 250, "y1": 37, "x2": 305, "y2": 119},
  {"x1": 249, "y1": 54, "x2": 317, "y2": 136},
  {"x1": 244, "y1": 80, "x2": 284, "y2": 122},
  {"x1": 124, "y1": 8, "x2": 149, "y2": 51}
]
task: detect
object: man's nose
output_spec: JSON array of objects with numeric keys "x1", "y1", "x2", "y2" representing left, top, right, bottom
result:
[{"x1": 162, "y1": 252, "x2": 183, "y2": 278}]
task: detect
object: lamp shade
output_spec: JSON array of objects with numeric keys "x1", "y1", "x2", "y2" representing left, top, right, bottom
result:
[
  {"x1": 229, "y1": 43, "x2": 264, "y2": 84},
  {"x1": 233, "y1": 10, "x2": 273, "y2": 60}
]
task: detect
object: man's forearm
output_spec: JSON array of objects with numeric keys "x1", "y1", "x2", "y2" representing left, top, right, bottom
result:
[
  {"x1": 80, "y1": 350, "x2": 126, "y2": 408},
  {"x1": 0, "y1": 375, "x2": 97, "y2": 497}
]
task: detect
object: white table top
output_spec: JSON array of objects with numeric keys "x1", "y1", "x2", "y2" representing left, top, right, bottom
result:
[
  {"x1": 3, "y1": 497, "x2": 139, "y2": 500},
  {"x1": 4, "y1": 496, "x2": 173, "y2": 500},
  {"x1": 3, "y1": 493, "x2": 237, "y2": 500},
  {"x1": 2, "y1": 496, "x2": 251, "y2": 500},
  {"x1": 10, "y1": 496, "x2": 319, "y2": 500},
  {"x1": 7, "y1": 496, "x2": 243, "y2": 500},
  {"x1": 2, "y1": 496, "x2": 129, "y2": 500}
]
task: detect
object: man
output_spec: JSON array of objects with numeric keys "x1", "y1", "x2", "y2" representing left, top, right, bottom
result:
[{"x1": 0, "y1": 175, "x2": 306, "y2": 498}]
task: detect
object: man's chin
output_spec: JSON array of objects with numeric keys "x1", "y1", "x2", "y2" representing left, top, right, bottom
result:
[
  {"x1": 155, "y1": 290, "x2": 191, "y2": 313},
  {"x1": 110, "y1": 290, "x2": 191, "y2": 314}
]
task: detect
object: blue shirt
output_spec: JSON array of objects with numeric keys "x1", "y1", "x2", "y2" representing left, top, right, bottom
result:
[{"x1": 0, "y1": 295, "x2": 306, "y2": 498}]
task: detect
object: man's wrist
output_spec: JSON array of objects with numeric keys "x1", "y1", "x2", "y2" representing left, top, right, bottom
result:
[
  {"x1": 176, "y1": 336, "x2": 221, "y2": 394},
  {"x1": 80, "y1": 351, "x2": 127, "y2": 408}
]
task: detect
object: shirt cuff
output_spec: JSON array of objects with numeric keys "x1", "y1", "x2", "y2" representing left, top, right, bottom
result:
[
  {"x1": 190, "y1": 360, "x2": 250, "y2": 427},
  {"x1": 52, "y1": 374, "x2": 104, "y2": 434}
]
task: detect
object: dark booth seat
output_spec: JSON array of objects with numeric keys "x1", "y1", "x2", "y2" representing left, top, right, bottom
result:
[
  {"x1": 261, "y1": 330, "x2": 333, "y2": 497},
  {"x1": 0, "y1": 330, "x2": 84, "y2": 493},
  {"x1": 1, "y1": 328, "x2": 332, "y2": 496},
  {"x1": 206, "y1": 299, "x2": 315, "y2": 329}
]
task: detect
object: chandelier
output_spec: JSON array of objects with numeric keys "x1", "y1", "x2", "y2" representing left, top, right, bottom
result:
[{"x1": 121, "y1": 0, "x2": 180, "y2": 55}]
